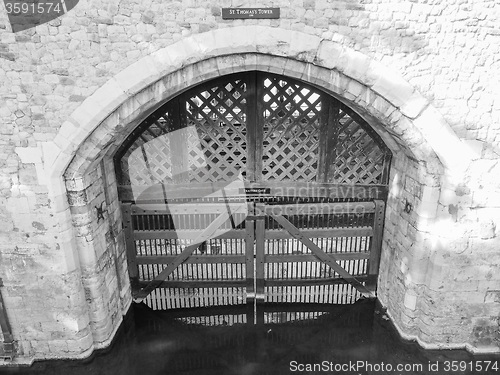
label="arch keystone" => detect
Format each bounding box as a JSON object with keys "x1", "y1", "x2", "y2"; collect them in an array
[
  {"x1": 255, "y1": 26, "x2": 292, "y2": 56},
  {"x1": 289, "y1": 30, "x2": 322, "y2": 61}
]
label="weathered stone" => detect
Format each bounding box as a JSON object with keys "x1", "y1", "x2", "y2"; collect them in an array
[
  {"x1": 0, "y1": 2, "x2": 498, "y2": 363},
  {"x1": 66, "y1": 190, "x2": 88, "y2": 207},
  {"x1": 479, "y1": 220, "x2": 496, "y2": 239}
]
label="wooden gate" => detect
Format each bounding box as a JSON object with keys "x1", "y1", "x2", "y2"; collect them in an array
[
  {"x1": 122, "y1": 196, "x2": 385, "y2": 308},
  {"x1": 116, "y1": 72, "x2": 391, "y2": 309},
  {"x1": 252, "y1": 200, "x2": 385, "y2": 303}
]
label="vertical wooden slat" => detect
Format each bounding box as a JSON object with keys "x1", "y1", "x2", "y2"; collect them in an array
[
  {"x1": 245, "y1": 203, "x2": 255, "y2": 303},
  {"x1": 122, "y1": 203, "x2": 139, "y2": 288},
  {"x1": 381, "y1": 152, "x2": 393, "y2": 185},
  {"x1": 367, "y1": 199, "x2": 385, "y2": 294},
  {"x1": 254, "y1": 73, "x2": 265, "y2": 182},
  {"x1": 255, "y1": 203, "x2": 265, "y2": 303},
  {"x1": 317, "y1": 96, "x2": 329, "y2": 182},
  {"x1": 245, "y1": 73, "x2": 258, "y2": 182},
  {"x1": 170, "y1": 96, "x2": 190, "y2": 184}
]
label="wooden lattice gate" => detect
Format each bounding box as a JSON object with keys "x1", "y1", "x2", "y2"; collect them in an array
[{"x1": 116, "y1": 72, "x2": 392, "y2": 310}]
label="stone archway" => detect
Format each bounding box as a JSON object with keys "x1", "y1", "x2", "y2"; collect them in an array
[{"x1": 43, "y1": 26, "x2": 475, "y2": 355}]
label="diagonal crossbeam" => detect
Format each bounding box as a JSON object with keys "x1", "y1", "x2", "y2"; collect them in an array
[
  {"x1": 133, "y1": 204, "x2": 246, "y2": 302},
  {"x1": 270, "y1": 214, "x2": 375, "y2": 298}
]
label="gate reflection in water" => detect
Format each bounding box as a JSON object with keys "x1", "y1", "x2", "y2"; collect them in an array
[{"x1": 7, "y1": 300, "x2": 498, "y2": 375}]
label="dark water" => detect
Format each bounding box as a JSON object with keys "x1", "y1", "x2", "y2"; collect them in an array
[{"x1": 1, "y1": 300, "x2": 499, "y2": 375}]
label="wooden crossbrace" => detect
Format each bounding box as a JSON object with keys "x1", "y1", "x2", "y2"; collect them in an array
[
  {"x1": 133, "y1": 203, "x2": 246, "y2": 301},
  {"x1": 269, "y1": 214, "x2": 375, "y2": 298}
]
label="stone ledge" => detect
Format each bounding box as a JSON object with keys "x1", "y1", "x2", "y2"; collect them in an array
[{"x1": 383, "y1": 306, "x2": 500, "y2": 354}]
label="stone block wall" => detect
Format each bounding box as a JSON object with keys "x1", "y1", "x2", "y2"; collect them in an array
[
  {"x1": 0, "y1": 0, "x2": 498, "y2": 362},
  {"x1": 66, "y1": 159, "x2": 129, "y2": 345}
]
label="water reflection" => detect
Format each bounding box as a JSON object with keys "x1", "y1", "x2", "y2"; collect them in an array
[{"x1": 1, "y1": 300, "x2": 498, "y2": 375}]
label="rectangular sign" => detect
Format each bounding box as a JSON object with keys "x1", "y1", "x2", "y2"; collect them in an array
[
  {"x1": 239, "y1": 188, "x2": 271, "y2": 195},
  {"x1": 222, "y1": 8, "x2": 280, "y2": 19}
]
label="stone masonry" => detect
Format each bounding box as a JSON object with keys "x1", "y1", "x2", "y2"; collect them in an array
[{"x1": 0, "y1": 0, "x2": 499, "y2": 364}]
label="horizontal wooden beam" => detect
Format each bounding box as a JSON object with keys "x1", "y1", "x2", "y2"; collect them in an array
[
  {"x1": 130, "y1": 202, "x2": 251, "y2": 215},
  {"x1": 132, "y1": 227, "x2": 372, "y2": 240},
  {"x1": 264, "y1": 275, "x2": 369, "y2": 287},
  {"x1": 118, "y1": 182, "x2": 388, "y2": 201},
  {"x1": 137, "y1": 279, "x2": 247, "y2": 289},
  {"x1": 127, "y1": 199, "x2": 377, "y2": 216},
  {"x1": 133, "y1": 229, "x2": 247, "y2": 240},
  {"x1": 136, "y1": 255, "x2": 246, "y2": 264},
  {"x1": 260, "y1": 201, "x2": 376, "y2": 215},
  {"x1": 265, "y1": 252, "x2": 370, "y2": 263},
  {"x1": 264, "y1": 227, "x2": 372, "y2": 239},
  {"x1": 135, "y1": 277, "x2": 373, "y2": 293}
]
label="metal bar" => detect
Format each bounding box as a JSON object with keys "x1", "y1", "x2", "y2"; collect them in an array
[
  {"x1": 134, "y1": 206, "x2": 240, "y2": 301},
  {"x1": 270, "y1": 214, "x2": 375, "y2": 298}
]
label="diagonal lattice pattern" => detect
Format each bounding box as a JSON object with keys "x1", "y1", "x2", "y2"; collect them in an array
[
  {"x1": 116, "y1": 72, "x2": 390, "y2": 189},
  {"x1": 121, "y1": 114, "x2": 174, "y2": 185},
  {"x1": 327, "y1": 110, "x2": 385, "y2": 184},
  {"x1": 261, "y1": 76, "x2": 321, "y2": 181},
  {"x1": 185, "y1": 79, "x2": 248, "y2": 182}
]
